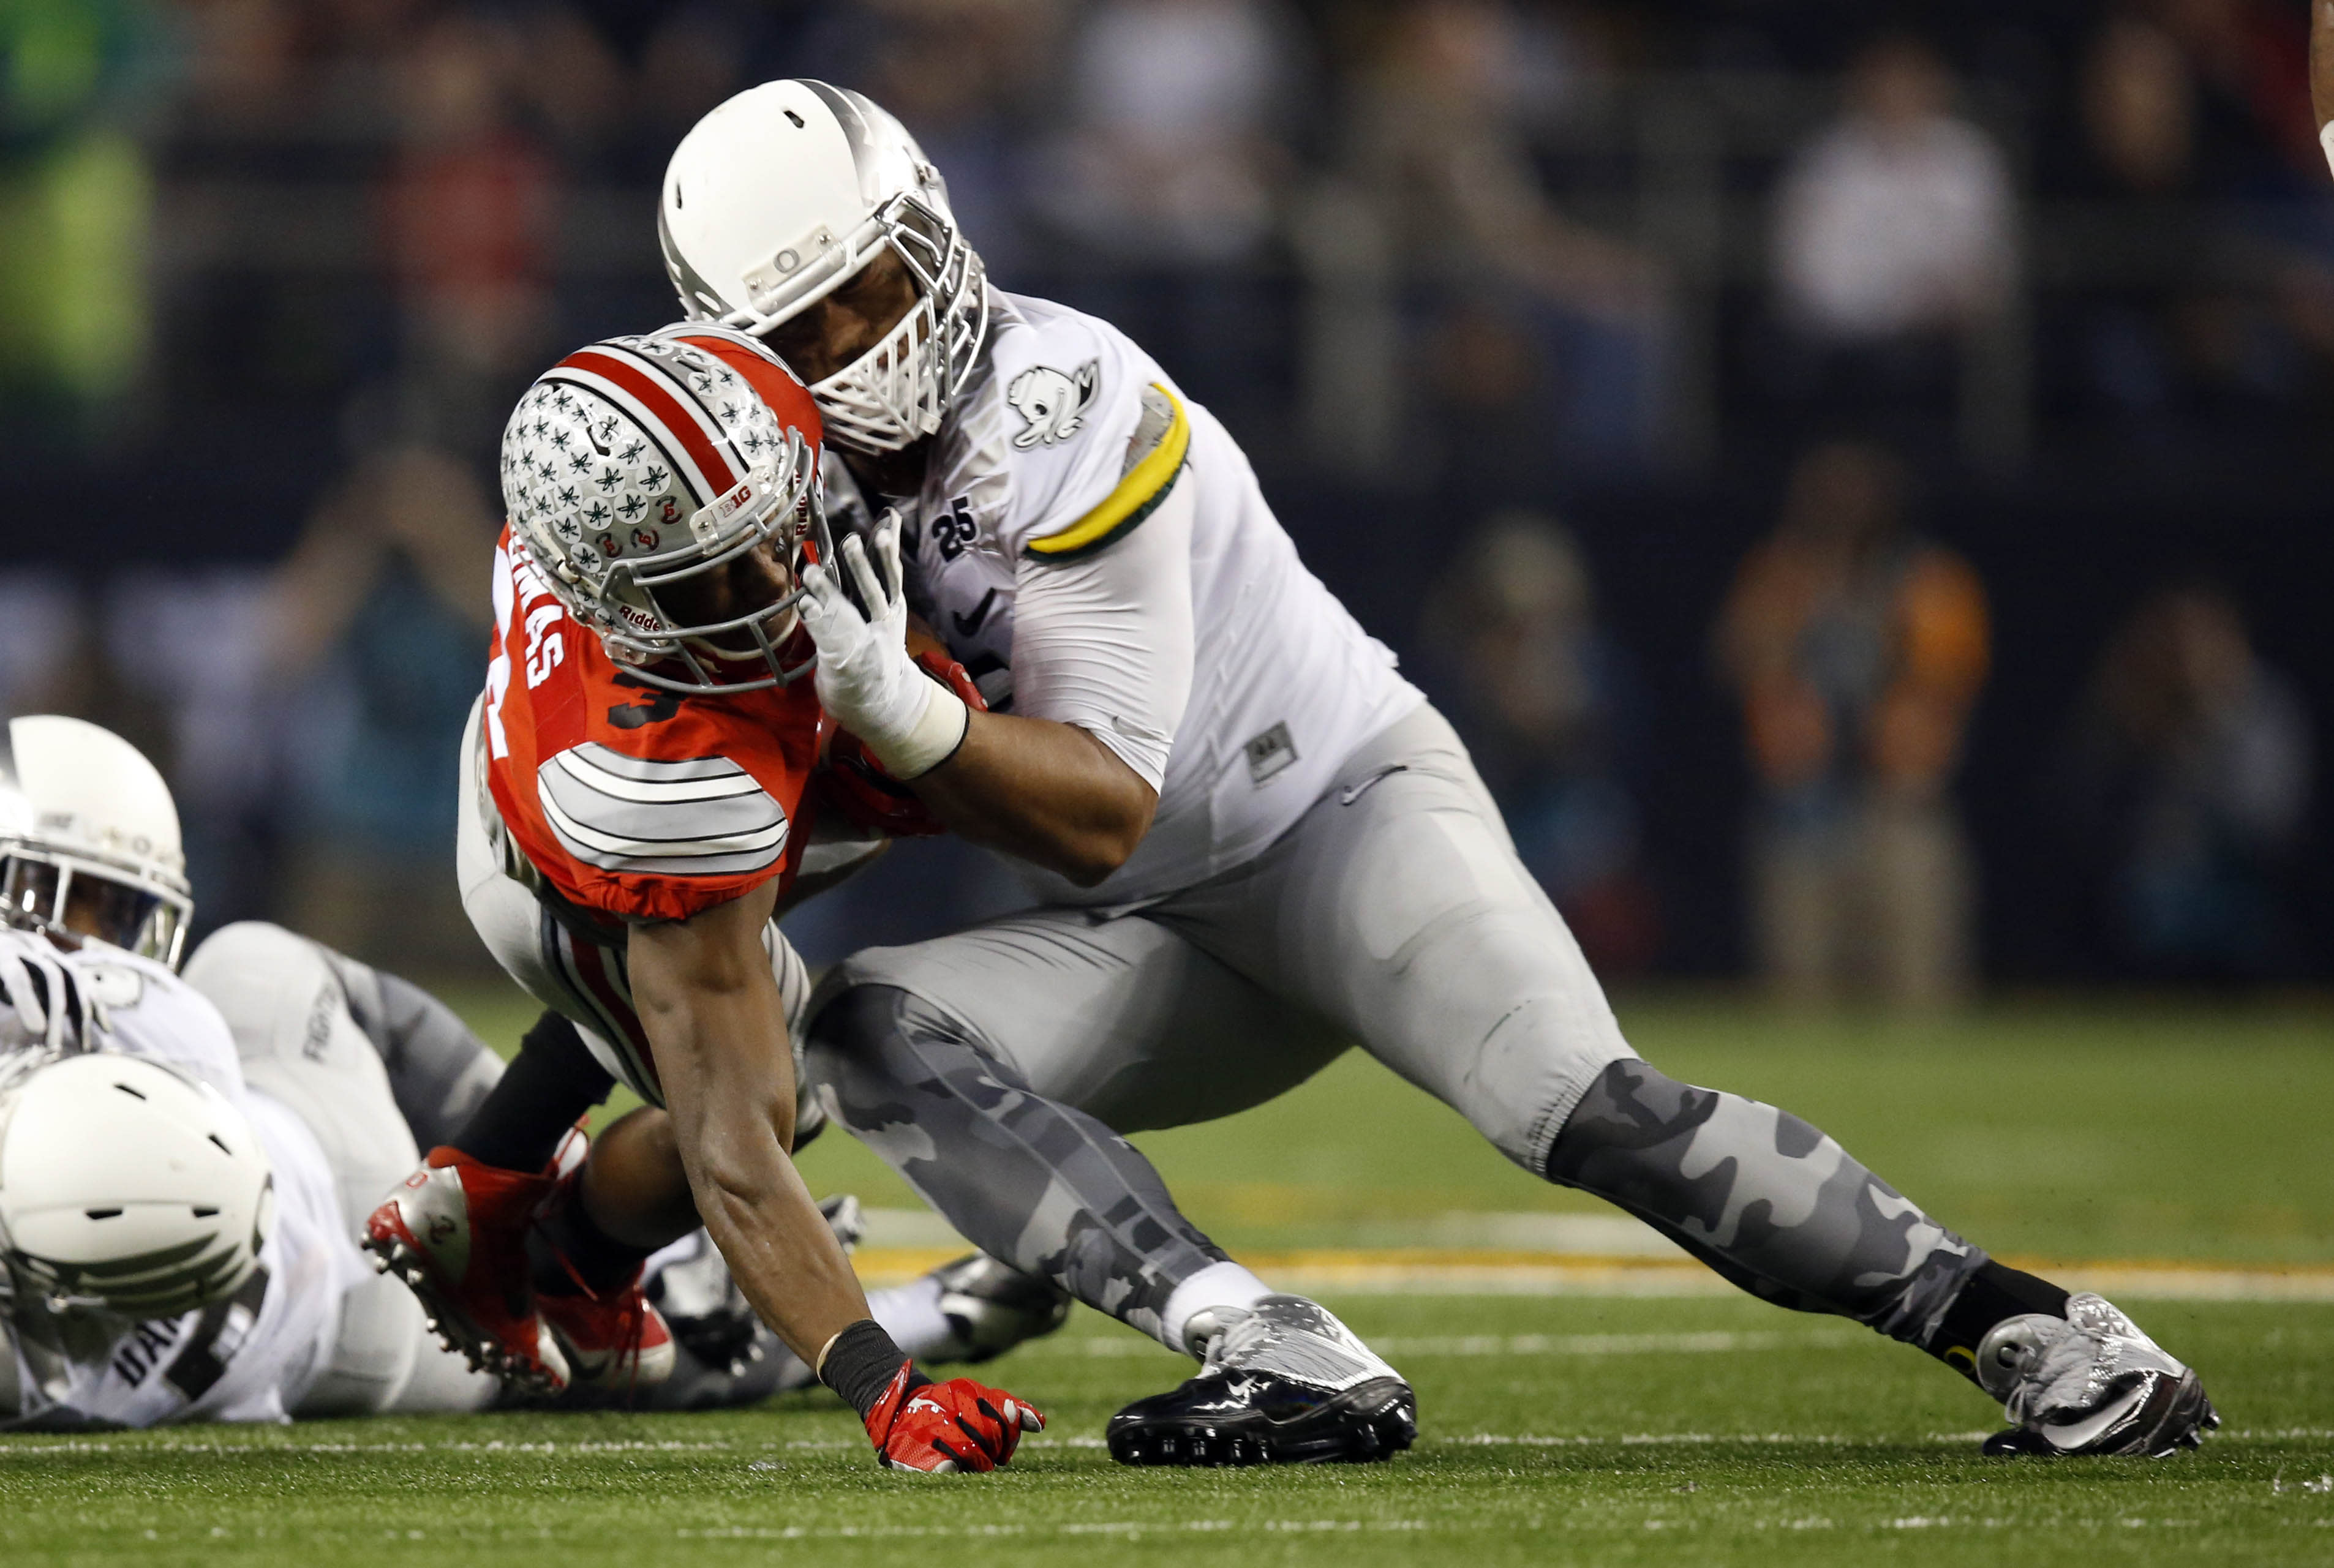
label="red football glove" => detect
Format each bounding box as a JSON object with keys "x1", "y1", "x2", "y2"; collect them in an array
[
  {"x1": 864, "y1": 1364, "x2": 1045, "y2": 1473},
  {"x1": 818, "y1": 643, "x2": 987, "y2": 837}
]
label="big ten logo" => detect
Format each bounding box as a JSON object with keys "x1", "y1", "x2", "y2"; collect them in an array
[{"x1": 933, "y1": 498, "x2": 980, "y2": 562}]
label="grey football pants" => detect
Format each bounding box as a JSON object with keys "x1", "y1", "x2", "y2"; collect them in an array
[{"x1": 808, "y1": 703, "x2": 1987, "y2": 1354}]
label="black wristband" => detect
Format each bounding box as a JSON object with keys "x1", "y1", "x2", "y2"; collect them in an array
[{"x1": 818, "y1": 1319, "x2": 928, "y2": 1421}]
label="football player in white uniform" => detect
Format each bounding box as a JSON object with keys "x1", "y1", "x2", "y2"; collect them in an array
[
  {"x1": 650, "y1": 80, "x2": 2218, "y2": 1464},
  {"x1": 0, "y1": 715, "x2": 497, "y2": 1427},
  {"x1": 0, "y1": 716, "x2": 1056, "y2": 1427}
]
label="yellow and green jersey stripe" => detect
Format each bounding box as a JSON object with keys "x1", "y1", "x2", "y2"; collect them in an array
[{"x1": 1022, "y1": 383, "x2": 1191, "y2": 563}]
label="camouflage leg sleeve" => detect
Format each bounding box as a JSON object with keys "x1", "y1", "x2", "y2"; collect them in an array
[
  {"x1": 804, "y1": 985, "x2": 1231, "y2": 1346},
  {"x1": 1545, "y1": 1059, "x2": 1986, "y2": 1345}
]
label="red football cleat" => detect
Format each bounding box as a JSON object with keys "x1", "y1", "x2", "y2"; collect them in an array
[
  {"x1": 536, "y1": 1272, "x2": 677, "y2": 1391},
  {"x1": 364, "y1": 1147, "x2": 571, "y2": 1395},
  {"x1": 530, "y1": 1152, "x2": 676, "y2": 1391}
]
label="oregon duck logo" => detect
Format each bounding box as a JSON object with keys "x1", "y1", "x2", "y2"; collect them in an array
[{"x1": 1007, "y1": 361, "x2": 1099, "y2": 449}]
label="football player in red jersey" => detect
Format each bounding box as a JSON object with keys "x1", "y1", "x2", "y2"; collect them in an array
[{"x1": 366, "y1": 324, "x2": 1044, "y2": 1472}]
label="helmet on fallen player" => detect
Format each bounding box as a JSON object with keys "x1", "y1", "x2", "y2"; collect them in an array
[
  {"x1": 499, "y1": 323, "x2": 828, "y2": 694},
  {"x1": 658, "y1": 79, "x2": 988, "y2": 455},
  {"x1": 0, "y1": 717, "x2": 193, "y2": 970},
  {"x1": 0, "y1": 1052, "x2": 274, "y2": 1321}
]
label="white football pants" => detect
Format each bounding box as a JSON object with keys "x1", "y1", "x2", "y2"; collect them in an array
[{"x1": 183, "y1": 922, "x2": 497, "y2": 1417}]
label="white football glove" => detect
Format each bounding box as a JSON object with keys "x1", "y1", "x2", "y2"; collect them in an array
[{"x1": 797, "y1": 512, "x2": 969, "y2": 781}]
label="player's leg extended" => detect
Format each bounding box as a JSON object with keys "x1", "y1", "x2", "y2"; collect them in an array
[
  {"x1": 1161, "y1": 703, "x2": 2215, "y2": 1457},
  {"x1": 181, "y1": 922, "x2": 499, "y2": 1416},
  {"x1": 806, "y1": 909, "x2": 1341, "y2": 1348},
  {"x1": 811, "y1": 883, "x2": 1544, "y2": 1461},
  {"x1": 807, "y1": 913, "x2": 1416, "y2": 1465}
]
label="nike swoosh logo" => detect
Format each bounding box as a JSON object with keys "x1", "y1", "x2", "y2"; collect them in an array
[
  {"x1": 2041, "y1": 1376, "x2": 2154, "y2": 1452},
  {"x1": 952, "y1": 588, "x2": 999, "y2": 638}
]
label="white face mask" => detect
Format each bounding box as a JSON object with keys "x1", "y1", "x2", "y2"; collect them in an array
[{"x1": 784, "y1": 195, "x2": 989, "y2": 457}]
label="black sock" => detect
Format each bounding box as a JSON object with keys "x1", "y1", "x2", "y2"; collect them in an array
[
  {"x1": 1926, "y1": 1261, "x2": 2072, "y2": 1383},
  {"x1": 448, "y1": 1010, "x2": 615, "y2": 1173},
  {"x1": 529, "y1": 1177, "x2": 652, "y2": 1298}
]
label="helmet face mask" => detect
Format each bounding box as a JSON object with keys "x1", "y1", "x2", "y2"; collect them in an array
[
  {"x1": 0, "y1": 855, "x2": 184, "y2": 970},
  {"x1": 0, "y1": 717, "x2": 193, "y2": 970},
  {"x1": 658, "y1": 81, "x2": 990, "y2": 456},
  {"x1": 795, "y1": 191, "x2": 987, "y2": 455},
  {"x1": 500, "y1": 328, "x2": 829, "y2": 695}
]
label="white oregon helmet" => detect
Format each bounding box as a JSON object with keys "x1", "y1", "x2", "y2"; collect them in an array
[
  {"x1": 658, "y1": 80, "x2": 988, "y2": 455},
  {"x1": 0, "y1": 716, "x2": 193, "y2": 969},
  {"x1": 499, "y1": 324, "x2": 827, "y2": 694},
  {"x1": 0, "y1": 1053, "x2": 274, "y2": 1321}
]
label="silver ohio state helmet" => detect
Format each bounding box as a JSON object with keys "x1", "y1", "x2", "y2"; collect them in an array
[
  {"x1": 0, "y1": 716, "x2": 194, "y2": 970},
  {"x1": 0, "y1": 1052, "x2": 274, "y2": 1321},
  {"x1": 499, "y1": 324, "x2": 827, "y2": 694},
  {"x1": 659, "y1": 80, "x2": 989, "y2": 455}
]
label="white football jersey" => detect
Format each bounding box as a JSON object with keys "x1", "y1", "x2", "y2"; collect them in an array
[
  {"x1": 876, "y1": 290, "x2": 1422, "y2": 906},
  {"x1": 0, "y1": 933, "x2": 349, "y2": 1428}
]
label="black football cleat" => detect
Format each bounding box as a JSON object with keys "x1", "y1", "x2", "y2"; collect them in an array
[{"x1": 1107, "y1": 1294, "x2": 1417, "y2": 1466}]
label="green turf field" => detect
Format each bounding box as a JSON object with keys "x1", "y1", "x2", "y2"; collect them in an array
[{"x1": 4, "y1": 996, "x2": 2327, "y2": 1565}]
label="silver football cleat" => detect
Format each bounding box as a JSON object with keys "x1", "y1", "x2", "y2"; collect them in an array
[
  {"x1": 1975, "y1": 1292, "x2": 2219, "y2": 1457},
  {"x1": 929, "y1": 1253, "x2": 1072, "y2": 1364}
]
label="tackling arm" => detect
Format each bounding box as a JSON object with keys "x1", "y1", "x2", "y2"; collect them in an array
[
  {"x1": 908, "y1": 712, "x2": 1158, "y2": 886},
  {"x1": 800, "y1": 482, "x2": 1197, "y2": 887},
  {"x1": 626, "y1": 880, "x2": 868, "y2": 1365}
]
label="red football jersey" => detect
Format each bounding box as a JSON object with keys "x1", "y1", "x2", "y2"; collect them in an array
[{"x1": 482, "y1": 522, "x2": 826, "y2": 925}]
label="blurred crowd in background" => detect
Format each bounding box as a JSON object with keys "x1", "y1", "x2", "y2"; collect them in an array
[{"x1": 0, "y1": 0, "x2": 2324, "y2": 996}]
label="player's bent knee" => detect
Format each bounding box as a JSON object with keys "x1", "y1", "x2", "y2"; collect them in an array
[
  {"x1": 181, "y1": 920, "x2": 337, "y2": 1038},
  {"x1": 182, "y1": 919, "x2": 322, "y2": 985}
]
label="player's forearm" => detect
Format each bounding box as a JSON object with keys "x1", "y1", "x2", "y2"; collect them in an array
[
  {"x1": 910, "y1": 708, "x2": 1159, "y2": 885},
  {"x1": 630, "y1": 896, "x2": 872, "y2": 1364},
  {"x1": 673, "y1": 1079, "x2": 868, "y2": 1367}
]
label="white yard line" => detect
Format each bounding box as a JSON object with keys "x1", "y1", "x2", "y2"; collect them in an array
[
  {"x1": 854, "y1": 1244, "x2": 2334, "y2": 1300},
  {"x1": 1014, "y1": 1327, "x2": 1865, "y2": 1359}
]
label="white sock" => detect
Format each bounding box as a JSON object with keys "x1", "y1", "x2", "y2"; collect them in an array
[
  {"x1": 1158, "y1": 1261, "x2": 1273, "y2": 1355},
  {"x1": 869, "y1": 1274, "x2": 959, "y2": 1364}
]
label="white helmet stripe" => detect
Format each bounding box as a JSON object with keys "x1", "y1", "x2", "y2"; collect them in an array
[
  {"x1": 541, "y1": 355, "x2": 731, "y2": 505},
  {"x1": 585, "y1": 337, "x2": 746, "y2": 486}
]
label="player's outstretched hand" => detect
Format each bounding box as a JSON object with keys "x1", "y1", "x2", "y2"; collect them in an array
[{"x1": 864, "y1": 1365, "x2": 1046, "y2": 1474}]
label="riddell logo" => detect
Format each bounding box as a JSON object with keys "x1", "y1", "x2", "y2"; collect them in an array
[{"x1": 617, "y1": 604, "x2": 659, "y2": 633}]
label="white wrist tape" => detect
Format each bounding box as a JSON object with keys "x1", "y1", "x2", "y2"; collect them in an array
[{"x1": 866, "y1": 678, "x2": 969, "y2": 782}]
